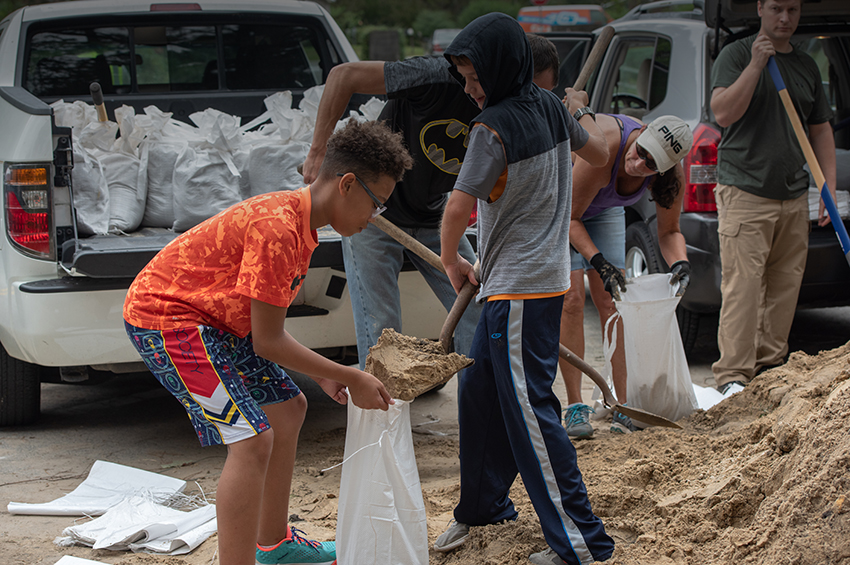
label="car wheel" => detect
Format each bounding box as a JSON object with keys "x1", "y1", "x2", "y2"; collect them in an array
[
  {"x1": 624, "y1": 222, "x2": 700, "y2": 356},
  {"x1": 625, "y1": 222, "x2": 661, "y2": 277},
  {"x1": 0, "y1": 344, "x2": 41, "y2": 426}
]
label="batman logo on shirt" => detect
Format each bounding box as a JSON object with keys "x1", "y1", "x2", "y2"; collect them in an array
[{"x1": 419, "y1": 119, "x2": 470, "y2": 175}]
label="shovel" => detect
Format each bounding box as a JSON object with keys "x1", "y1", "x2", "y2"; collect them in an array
[
  {"x1": 362, "y1": 217, "x2": 474, "y2": 401},
  {"x1": 559, "y1": 344, "x2": 682, "y2": 429},
  {"x1": 371, "y1": 216, "x2": 681, "y2": 428}
]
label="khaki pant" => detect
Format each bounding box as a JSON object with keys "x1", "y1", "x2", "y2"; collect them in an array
[{"x1": 712, "y1": 184, "x2": 809, "y2": 387}]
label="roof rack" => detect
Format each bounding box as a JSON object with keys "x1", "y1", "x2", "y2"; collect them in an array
[{"x1": 616, "y1": 0, "x2": 704, "y2": 22}]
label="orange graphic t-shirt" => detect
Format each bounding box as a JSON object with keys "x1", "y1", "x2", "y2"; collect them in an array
[{"x1": 123, "y1": 187, "x2": 318, "y2": 337}]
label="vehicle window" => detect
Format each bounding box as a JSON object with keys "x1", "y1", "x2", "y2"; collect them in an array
[
  {"x1": 551, "y1": 37, "x2": 591, "y2": 96},
  {"x1": 796, "y1": 36, "x2": 844, "y2": 113},
  {"x1": 135, "y1": 26, "x2": 217, "y2": 92},
  {"x1": 26, "y1": 27, "x2": 131, "y2": 97},
  {"x1": 221, "y1": 24, "x2": 326, "y2": 90},
  {"x1": 600, "y1": 35, "x2": 671, "y2": 119}
]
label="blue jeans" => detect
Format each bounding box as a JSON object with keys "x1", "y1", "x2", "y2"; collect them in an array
[
  {"x1": 570, "y1": 206, "x2": 626, "y2": 271},
  {"x1": 342, "y1": 222, "x2": 482, "y2": 369}
]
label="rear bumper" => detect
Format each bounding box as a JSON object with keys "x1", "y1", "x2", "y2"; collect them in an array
[{"x1": 673, "y1": 213, "x2": 850, "y2": 314}]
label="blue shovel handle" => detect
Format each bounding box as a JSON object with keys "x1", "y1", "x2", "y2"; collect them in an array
[{"x1": 767, "y1": 57, "x2": 850, "y2": 265}]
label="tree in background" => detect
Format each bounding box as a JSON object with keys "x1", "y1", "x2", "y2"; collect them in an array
[{"x1": 412, "y1": 9, "x2": 457, "y2": 41}]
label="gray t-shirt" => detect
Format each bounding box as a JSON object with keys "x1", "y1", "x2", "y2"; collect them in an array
[{"x1": 455, "y1": 119, "x2": 587, "y2": 300}]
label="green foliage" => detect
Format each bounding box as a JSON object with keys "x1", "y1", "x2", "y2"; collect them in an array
[
  {"x1": 412, "y1": 9, "x2": 456, "y2": 40},
  {"x1": 457, "y1": 0, "x2": 523, "y2": 27}
]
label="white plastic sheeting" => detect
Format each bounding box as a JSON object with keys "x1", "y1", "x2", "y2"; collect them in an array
[
  {"x1": 7, "y1": 460, "x2": 186, "y2": 516},
  {"x1": 56, "y1": 496, "x2": 216, "y2": 555},
  {"x1": 7, "y1": 460, "x2": 216, "y2": 558}
]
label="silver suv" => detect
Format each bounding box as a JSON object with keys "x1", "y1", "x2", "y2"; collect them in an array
[{"x1": 546, "y1": 0, "x2": 850, "y2": 353}]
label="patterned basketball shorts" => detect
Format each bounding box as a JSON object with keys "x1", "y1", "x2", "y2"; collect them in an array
[{"x1": 125, "y1": 322, "x2": 301, "y2": 446}]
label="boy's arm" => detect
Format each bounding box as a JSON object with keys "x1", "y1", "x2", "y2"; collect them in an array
[
  {"x1": 565, "y1": 88, "x2": 609, "y2": 167},
  {"x1": 250, "y1": 298, "x2": 393, "y2": 410},
  {"x1": 302, "y1": 61, "x2": 387, "y2": 183},
  {"x1": 440, "y1": 190, "x2": 478, "y2": 293}
]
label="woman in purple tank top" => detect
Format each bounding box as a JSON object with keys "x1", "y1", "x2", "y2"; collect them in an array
[{"x1": 559, "y1": 110, "x2": 693, "y2": 439}]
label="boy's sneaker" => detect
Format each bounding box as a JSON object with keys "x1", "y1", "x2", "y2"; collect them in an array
[
  {"x1": 610, "y1": 410, "x2": 638, "y2": 434},
  {"x1": 433, "y1": 520, "x2": 470, "y2": 552},
  {"x1": 256, "y1": 527, "x2": 336, "y2": 565},
  {"x1": 563, "y1": 403, "x2": 595, "y2": 439},
  {"x1": 529, "y1": 547, "x2": 567, "y2": 564}
]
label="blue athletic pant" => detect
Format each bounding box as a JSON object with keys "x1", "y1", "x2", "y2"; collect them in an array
[{"x1": 454, "y1": 295, "x2": 615, "y2": 565}]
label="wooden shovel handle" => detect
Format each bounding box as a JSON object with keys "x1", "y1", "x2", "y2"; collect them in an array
[
  {"x1": 372, "y1": 216, "x2": 446, "y2": 275},
  {"x1": 559, "y1": 344, "x2": 618, "y2": 406},
  {"x1": 573, "y1": 25, "x2": 615, "y2": 91},
  {"x1": 440, "y1": 279, "x2": 477, "y2": 353}
]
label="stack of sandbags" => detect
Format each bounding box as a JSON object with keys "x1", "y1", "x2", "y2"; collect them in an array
[{"x1": 51, "y1": 86, "x2": 386, "y2": 235}]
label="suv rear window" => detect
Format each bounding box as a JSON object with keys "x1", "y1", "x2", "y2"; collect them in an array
[{"x1": 25, "y1": 21, "x2": 336, "y2": 97}]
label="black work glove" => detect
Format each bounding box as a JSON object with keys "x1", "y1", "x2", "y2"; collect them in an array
[
  {"x1": 670, "y1": 260, "x2": 691, "y2": 297},
  {"x1": 589, "y1": 253, "x2": 627, "y2": 300}
]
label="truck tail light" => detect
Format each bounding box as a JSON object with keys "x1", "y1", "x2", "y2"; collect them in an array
[
  {"x1": 682, "y1": 123, "x2": 720, "y2": 213},
  {"x1": 5, "y1": 165, "x2": 53, "y2": 259}
]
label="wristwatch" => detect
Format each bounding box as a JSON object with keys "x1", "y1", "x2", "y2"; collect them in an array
[{"x1": 573, "y1": 106, "x2": 596, "y2": 122}]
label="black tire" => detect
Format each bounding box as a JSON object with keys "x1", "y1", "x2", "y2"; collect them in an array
[
  {"x1": 625, "y1": 222, "x2": 700, "y2": 356},
  {"x1": 676, "y1": 305, "x2": 700, "y2": 356},
  {"x1": 0, "y1": 344, "x2": 41, "y2": 426},
  {"x1": 625, "y1": 222, "x2": 662, "y2": 277}
]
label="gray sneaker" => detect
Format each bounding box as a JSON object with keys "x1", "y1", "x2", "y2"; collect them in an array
[
  {"x1": 563, "y1": 403, "x2": 595, "y2": 439},
  {"x1": 433, "y1": 520, "x2": 469, "y2": 552},
  {"x1": 529, "y1": 547, "x2": 566, "y2": 564}
]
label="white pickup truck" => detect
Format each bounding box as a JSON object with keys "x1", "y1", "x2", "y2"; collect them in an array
[{"x1": 0, "y1": 0, "x2": 448, "y2": 426}]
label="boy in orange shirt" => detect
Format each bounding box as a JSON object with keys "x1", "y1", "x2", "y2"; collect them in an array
[{"x1": 123, "y1": 120, "x2": 413, "y2": 565}]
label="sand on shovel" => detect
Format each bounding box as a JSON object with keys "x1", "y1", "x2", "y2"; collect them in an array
[{"x1": 365, "y1": 328, "x2": 473, "y2": 401}]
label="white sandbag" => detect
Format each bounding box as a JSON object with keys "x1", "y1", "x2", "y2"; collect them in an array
[
  {"x1": 51, "y1": 99, "x2": 98, "y2": 131},
  {"x1": 142, "y1": 141, "x2": 183, "y2": 228},
  {"x1": 616, "y1": 274, "x2": 698, "y2": 424},
  {"x1": 71, "y1": 146, "x2": 110, "y2": 235},
  {"x1": 99, "y1": 150, "x2": 147, "y2": 233},
  {"x1": 172, "y1": 144, "x2": 241, "y2": 232},
  {"x1": 336, "y1": 401, "x2": 428, "y2": 565},
  {"x1": 248, "y1": 141, "x2": 310, "y2": 196}
]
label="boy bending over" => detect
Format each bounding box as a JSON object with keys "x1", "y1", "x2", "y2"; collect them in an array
[{"x1": 123, "y1": 120, "x2": 412, "y2": 565}]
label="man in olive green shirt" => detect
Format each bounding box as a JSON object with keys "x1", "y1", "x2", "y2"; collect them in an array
[{"x1": 709, "y1": 0, "x2": 836, "y2": 393}]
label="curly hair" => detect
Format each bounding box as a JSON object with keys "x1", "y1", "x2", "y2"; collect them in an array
[
  {"x1": 320, "y1": 119, "x2": 413, "y2": 183},
  {"x1": 648, "y1": 168, "x2": 682, "y2": 209}
]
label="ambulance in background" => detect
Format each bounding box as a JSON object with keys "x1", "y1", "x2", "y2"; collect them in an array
[{"x1": 517, "y1": 4, "x2": 611, "y2": 33}]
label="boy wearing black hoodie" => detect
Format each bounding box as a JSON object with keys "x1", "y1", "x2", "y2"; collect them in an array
[{"x1": 436, "y1": 13, "x2": 615, "y2": 565}]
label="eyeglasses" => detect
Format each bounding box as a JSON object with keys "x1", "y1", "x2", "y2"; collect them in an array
[
  {"x1": 337, "y1": 173, "x2": 387, "y2": 219},
  {"x1": 635, "y1": 143, "x2": 658, "y2": 173}
]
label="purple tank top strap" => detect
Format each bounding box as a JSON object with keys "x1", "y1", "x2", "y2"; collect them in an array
[{"x1": 582, "y1": 114, "x2": 653, "y2": 220}]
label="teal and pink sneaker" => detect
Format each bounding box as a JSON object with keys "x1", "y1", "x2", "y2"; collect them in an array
[{"x1": 255, "y1": 527, "x2": 336, "y2": 565}]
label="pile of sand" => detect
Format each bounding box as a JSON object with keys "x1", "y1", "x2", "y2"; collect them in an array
[
  {"x1": 71, "y1": 342, "x2": 846, "y2": 565},
  {"x1": 428, "y1": 342, "x2": 850, "y2": 565}
]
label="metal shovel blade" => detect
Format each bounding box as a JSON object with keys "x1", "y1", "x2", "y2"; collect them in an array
[{"x1": 559, "y1": 345, "x2": 682, "y2": 429}]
